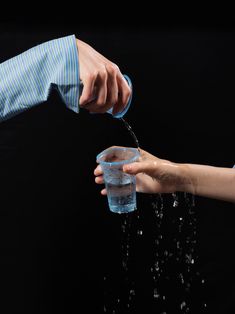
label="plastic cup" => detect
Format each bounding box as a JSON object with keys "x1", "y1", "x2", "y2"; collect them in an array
[{"x1": 96, "y1": 147, "x2": 140, "y2": 214}]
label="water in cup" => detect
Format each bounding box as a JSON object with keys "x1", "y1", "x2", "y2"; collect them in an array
[{"x1": 106, "y1": 177, "x2": 136, "y2": 214}]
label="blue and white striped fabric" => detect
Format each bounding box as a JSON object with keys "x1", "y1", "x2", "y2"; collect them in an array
[{"x1": 0, "y1": 34, "x2": 79, "y2": 122}]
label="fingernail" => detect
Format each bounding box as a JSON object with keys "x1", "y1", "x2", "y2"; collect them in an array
[{"x1": 124, "y1": 165, "x2": 131, "y2": 171}]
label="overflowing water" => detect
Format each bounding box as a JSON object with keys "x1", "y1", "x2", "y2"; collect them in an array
[{"x1": 103, "y1": 118, "x2": 207, "y2": 313}]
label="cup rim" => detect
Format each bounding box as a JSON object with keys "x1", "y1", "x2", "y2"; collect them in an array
[{"x1": 96, "y1": 147, "x2": 140, "y2": 166}]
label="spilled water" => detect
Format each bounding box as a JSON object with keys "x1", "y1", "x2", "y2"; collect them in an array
[{"x1": 104, "y1": 118, "x2": 206, "y2": 313}]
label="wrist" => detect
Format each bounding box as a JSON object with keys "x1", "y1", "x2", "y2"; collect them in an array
[{"x1": 177, "y1": 163, "x2": 196, "y2": 195}]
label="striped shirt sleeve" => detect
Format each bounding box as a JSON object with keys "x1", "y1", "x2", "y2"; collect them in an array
[{"x1": 0, "y1": 34, "x2": 79, "y2": 122}]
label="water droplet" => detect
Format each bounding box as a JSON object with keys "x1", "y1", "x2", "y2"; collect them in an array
[
  {"x1": 152, "y1": 202, "x2": 158, "y2": 209},
  {"x1": 153, "y1": 288, "x2": 160, "y2": 299},
  {"x1": 179, "y1": 273, "x2": 184, "y2": 284},
  {"x1": 122, "y1": 260, "x2": 128, "y2": 271},
  {"x1": 185, "y1": 253, "x2": 195, "y2": 264},
  {"x1": 180, "y1": 301, "x2": 187, "y2": 310},
  {"x1": 172, "y1": 193, "x2": 179, "y2": 207},
  {"x1": 130, "y1": 289, "x2": 135, "y2": 296},
  {"x1": 154, "y1": 239, "x2": 160, "y2": 245},
  {"x1": 185, "y1": 282, "x2": 191, "y2": 292},
  {"x1": 192, "y1": 194, "x2": 195, "y2": 206},
  {"x1": 137, "y1": 229, "x2": 143, "y2": 236},
  {"x1": 173, "y1": 200, "x2": 179, "y2": 207},
  {"x1": 154, "y1": 261, "x2": 160, "y2": 272}
]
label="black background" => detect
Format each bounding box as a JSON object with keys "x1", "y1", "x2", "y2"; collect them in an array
[{"x1": 1, "y1": 10, "x2": 235, "y2": 314}]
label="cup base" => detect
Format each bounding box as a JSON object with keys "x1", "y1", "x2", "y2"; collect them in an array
[{"x1": 109, "y1": 204, "x2": 137, "y2": 214}]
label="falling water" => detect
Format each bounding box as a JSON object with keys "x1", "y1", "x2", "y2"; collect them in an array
[
  {"x1": 149, "y1": 191, "x2": 207, "y2": 313},
  {"x1": 104, "y1": 118, "x2": 206, "y2": 313},
  {"x1": 119, "y1": 118, "x2": 140, "y2": 151}
]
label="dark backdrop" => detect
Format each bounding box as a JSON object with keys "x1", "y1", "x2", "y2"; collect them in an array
[{"x1": 0, "y1": 16, "x2": 235, "y2": 314}]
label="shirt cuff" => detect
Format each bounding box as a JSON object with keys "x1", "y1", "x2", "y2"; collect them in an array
[{"x1": 56, "y1": 35, "x2": 80, "y2": 114}]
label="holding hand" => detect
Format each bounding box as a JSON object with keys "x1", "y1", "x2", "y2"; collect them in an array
[
  {"x1": 94, "y1": 147, "x2": 193, "y2": 195},
  {"x1": 95, "y1": 146, "x2": 235, "y2": 203}
]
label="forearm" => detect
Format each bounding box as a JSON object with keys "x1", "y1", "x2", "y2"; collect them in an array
[
  {"x1": 0, "y1": 35, "x2": 79, "y2": 122},
  {"x1": 181, "y1": 163, "x2": 235, "y2": 202}
]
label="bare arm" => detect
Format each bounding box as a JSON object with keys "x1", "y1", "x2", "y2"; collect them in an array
[
  {"x1": 181, "y1": 163, "x2": 235, "y2": 202},
  {"x1": 95, "y1": 147, "x2": 235, "y2": 203}
]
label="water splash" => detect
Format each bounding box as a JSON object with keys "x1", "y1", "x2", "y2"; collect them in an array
[
  {"x1": 172, "y1": 192, "x2": 179, "y2": 208},
  {"x1": 104, "y1": 118, "x2": 207, "y2": 313},
  {"x1": 149, "y1": 192, "x2": 207, "y2": 313}
]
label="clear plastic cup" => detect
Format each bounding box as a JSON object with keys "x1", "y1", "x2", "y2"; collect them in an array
[{"x1": 96, "y1": 147, "x2": 140, "y2": 214}]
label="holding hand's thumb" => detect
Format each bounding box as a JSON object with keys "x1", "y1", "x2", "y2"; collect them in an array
[
  {"x1": 123, "y1": 162, "x2": 155, "y2": 176},
  {"x1": 123, "y1": 163, "x2": 137, "y2": 174},
  {"x1": 123, "y1": 162, "x2": 149, "y2": 174}
]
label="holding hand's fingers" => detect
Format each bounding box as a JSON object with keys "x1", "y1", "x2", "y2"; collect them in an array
[
  {"x1": 101, "y1": 188, "x2": 107, "y2": 195},
  {"x1": 94, "y1": 165, "x2": 104, "y2": 184},
  {"x1": 94, "y1": 165, "x2": 106, "y2": 194},
  {"x1": 95, "y1": 176, "x2": 104, "y2": 184},
  {"x1": 94, "y1": 165, "x2": 103, "y2": 176}
]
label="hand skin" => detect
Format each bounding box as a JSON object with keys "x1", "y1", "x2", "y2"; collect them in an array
[
  {"x1": 76, "y1": 39, "x2": 131, "y2": 115},
  {"x1": 94, "y1": 147, "x2": 235, "y2": 203}
]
